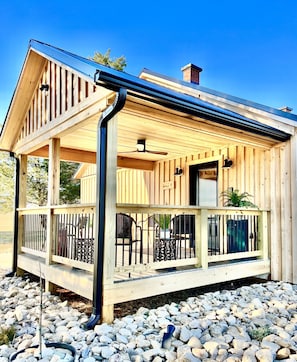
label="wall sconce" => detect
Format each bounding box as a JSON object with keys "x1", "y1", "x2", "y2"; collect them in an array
[
  {"x1": 136, "y1": 139, "x2": 145, "y2": 152},
  {"x1": 40, "y1": 84, "x2": 49, "y2": 92},
  {"x1": 222, "y1": 159, "x2": 233, "y2": 169},
  {"x1": 174, "y1": 167, "x2": 183, "y2": 176}
]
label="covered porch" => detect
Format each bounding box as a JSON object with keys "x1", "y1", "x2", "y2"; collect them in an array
[{"x1": 1, "y1": 40, "x2": 296, "y2": 323}]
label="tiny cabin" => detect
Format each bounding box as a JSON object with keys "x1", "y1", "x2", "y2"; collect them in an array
[{"x1": 1, "y1": 40, "x2": 297, "y2": 324}]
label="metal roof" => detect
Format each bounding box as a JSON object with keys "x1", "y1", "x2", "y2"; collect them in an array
[
  {"x1": 13, "y1": 40, "x2": 294, "y2": 142},
  {"x1": 141, "y1": 67, "x2": 297, "y2": 123}
]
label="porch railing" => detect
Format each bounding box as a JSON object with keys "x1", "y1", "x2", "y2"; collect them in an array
[{"x1": 18, "y1": 204, "x2": 268, "y2": 277}]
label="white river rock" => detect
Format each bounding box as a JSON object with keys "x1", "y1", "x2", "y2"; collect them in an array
[{"x1": 1, "y1": 275, "x2": 297, "y2": 360}]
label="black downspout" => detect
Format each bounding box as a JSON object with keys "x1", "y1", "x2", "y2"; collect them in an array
[
  {"x1": 5, "y1": 152, "x2": 19, "y2": 276},
  {"x1": 85, "y1": 87, "x2": 126, "y2": 329}
]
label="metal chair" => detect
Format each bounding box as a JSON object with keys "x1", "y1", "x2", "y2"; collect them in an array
[
  {"x1": 115, "y1": 213, "x2": 143, "y2": 265},
  {"x1": 171, "y1": 214, "x2": 195, "y2": 257}
]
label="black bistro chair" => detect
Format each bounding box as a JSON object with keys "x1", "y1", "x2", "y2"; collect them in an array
[
  {"x1": 115, "y1": 213, "x2": 143, "y2": 266},
  {"x1": 171, "y1": 214, "x2": 195, "y2": 257}
]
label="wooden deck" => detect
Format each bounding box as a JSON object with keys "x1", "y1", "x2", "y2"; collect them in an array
[{"x1": 15, "y1": 203, "x2": 270, "y2": 321}]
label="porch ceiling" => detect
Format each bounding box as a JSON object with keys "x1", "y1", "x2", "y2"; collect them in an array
[{"x1": 55, "y1": 95, "x2": 280, "y2": 164}]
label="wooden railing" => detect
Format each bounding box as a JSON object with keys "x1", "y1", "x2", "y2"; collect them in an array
[{"x1": 17, "y1": 204, "x2": 269, "y2": 277}]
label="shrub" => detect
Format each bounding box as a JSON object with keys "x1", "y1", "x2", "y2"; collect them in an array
[
  {"x1": 0, "y1": 325, "x2": 16, "y2": 345},
  {"x1": 248, "y1": 326, "x2": 272, "y2": 341}
]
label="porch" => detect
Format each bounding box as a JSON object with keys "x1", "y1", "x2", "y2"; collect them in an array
[{"x1": 17, "y1": 203, "x2": 270, "y2": 321}]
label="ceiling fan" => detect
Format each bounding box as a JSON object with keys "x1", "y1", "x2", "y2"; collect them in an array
[{"x1": 121, "y1": 139, "x2": 168, "y2": 155}]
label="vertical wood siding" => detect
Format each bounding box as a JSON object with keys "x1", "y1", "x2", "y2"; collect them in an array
[
  {"x1": 19, "y1": 61, "x2": 97, "y2": 142},
  {"x1": 80, "y1": 143, "x2": 294, "y2": 285}
]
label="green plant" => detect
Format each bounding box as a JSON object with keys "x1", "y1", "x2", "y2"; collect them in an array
[
  {"x1": 248, "y1": 326, "x2": 272, "y2": 341},
  {"x1": 156, "y1": 214, "x2": 171, "y2": 229},
  {"x1": 0, "y1": 326, "x2": 16, "y2": 345},
  {"x1": 221, "y1": 189, "x2": 256, "y2": 207}
]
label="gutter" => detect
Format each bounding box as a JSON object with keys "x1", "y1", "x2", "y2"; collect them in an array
[
  {"x1": 85, "y1": 87, "x2": 127, "y2": 329},
  {"x1": 94, "y1": 69, "x2": 290, "y2": 142}
]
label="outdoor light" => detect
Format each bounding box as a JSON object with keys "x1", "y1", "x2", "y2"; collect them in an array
[
  {"x1": 40, "y1": 84, "x2": 49, "y2": 92},
  {"x1": 222, "y1": 159, "x2": 233, "y2": 169},
  {"x1": 136, "y1": 139, "x2": 145, "y2": 152},
  {"x1": 174, "y1": 167, "x2": 183, "y2": 176}
]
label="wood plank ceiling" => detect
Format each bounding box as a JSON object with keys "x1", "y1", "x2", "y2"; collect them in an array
[{"x1": 57, "y1": 95, "x2": 279, "y2": 165}]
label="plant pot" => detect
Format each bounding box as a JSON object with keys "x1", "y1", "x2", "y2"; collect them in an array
[
  {"x1": 159, "y1": 229, "x2": 170, "y2": 239},
  {"x1": 9, "y1": 342, "x2": 76, "y2": 361}
]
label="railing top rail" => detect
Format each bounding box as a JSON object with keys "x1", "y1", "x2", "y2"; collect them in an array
[
  {"x1": 116, "y1": 204, "x2": 266, "y2": 215},
  {"x1": 17, "y1": 203, "x2": 268, "y2": 217},
  {"x1": 18, "y1": 203, "x2": 96, "y2": 215}
]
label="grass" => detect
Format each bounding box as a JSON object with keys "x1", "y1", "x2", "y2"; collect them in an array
[
  {"x1": 248, "y1": 326, "x2": 272, "y2": 341},
  {"x1": 0, "y1": 326, "x2": 15, "y2": 345}
]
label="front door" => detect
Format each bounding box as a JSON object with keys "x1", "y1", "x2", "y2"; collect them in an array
[
  {"x1": 189, "y1": 161, "x2": 219, "y2": 252},
  {"x1": 189, "y1": 161, "x2": 218, "y2": 206}
]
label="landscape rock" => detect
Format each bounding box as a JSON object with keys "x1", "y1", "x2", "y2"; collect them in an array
[{"x1": 1, "y1": 276, "x2": 297, "y2": 360}]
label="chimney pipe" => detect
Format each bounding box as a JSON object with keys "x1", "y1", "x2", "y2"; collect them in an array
[{"x1": 181, "y1": 63, "x2": 203, "y2": 84}]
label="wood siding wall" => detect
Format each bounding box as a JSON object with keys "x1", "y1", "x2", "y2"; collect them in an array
[
  {"x1": 80, "y1": 142, "x2": 295, "y2": 284},
  {"x1": 19, "y1": 61, "x2": 97, "y2": 141},
  {"x1": 80, "y1": 165, "x2": 153, "y2": 204},
  {"x1": 152, "y1": 146, "x2": 271, "y2": 208}
]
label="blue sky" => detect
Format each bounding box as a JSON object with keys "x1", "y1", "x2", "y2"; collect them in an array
[{"x1": 1, "y1": 0, "x2": 297, "y2": 124}]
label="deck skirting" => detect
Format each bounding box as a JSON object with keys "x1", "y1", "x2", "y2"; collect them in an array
[{"x1": 17, "y1": 253, "x2": 270, "y2": 306}]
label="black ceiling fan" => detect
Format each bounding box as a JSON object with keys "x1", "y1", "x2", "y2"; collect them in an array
[{"x1": 121, "y1": 139, "x2": 168, "y2": 155}]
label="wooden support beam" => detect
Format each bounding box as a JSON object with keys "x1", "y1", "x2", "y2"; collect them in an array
[
  {"x1": 117, "y1": 156, "x2": 154, "y2": 171},
  {"x1": 31, "y1": 146, "x2": 155, "y2": 170},
  {"x1": 30, "y1": 145, "x2": 97, "y2": 163},
  {"x1": 45, "y1": 138, "x2": 60, "y2": 292},
  {"x1": 17, "y1": 155, "x2": 28, "y2": 273}
]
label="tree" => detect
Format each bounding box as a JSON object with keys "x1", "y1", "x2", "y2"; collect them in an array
[
  {"x1": 91, "y1": 49, "x2": 127, "y2": 71},
  {"x1": 27, "y1": 157, "x2": 48, "y2": 206},
  {"x1": 27, "y1": 157, "x2": 80, "y2": 206},
  {"x1": 59, "y1": 161, "x2": 80, "y2": 204},
  {"x1": 0, "y1": 151, "x2": 15, "y2": 212}
]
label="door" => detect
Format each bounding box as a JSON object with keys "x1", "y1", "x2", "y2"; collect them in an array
[
  {"x1": 189, "y1": 161, "x2": 219, "y2": 252},
  {"x1": 189, "y1": 161, "x2": 218, "y2": 206}
]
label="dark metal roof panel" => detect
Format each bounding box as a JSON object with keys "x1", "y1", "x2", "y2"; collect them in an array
[
  {"x1": 27, "y1": 40, "x2": 292, "y2": 142},
  {"x1": 141, "y1": 67, "x2": 297, "y2": 122}
]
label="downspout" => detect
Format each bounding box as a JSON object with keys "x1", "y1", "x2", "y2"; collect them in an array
[{"x1": 85, "y1": 87, "x2": 126, "y2": 329}]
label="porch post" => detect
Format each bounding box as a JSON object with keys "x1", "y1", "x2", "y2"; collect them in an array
[
  {"x1": 199, "y1": 209, "x2": 209, "y2": 269},
  {"x1": 101, "y1": 114, "x2": 117, "y2": 322},
  {"x1": 291, "y1": 134, "x2": 297, "y2": 283},
  {"x1": 16, "y1": 154, "x2": 28, "y2": 275},
  {"x1": 259, "y1": 210, "x2": 269, "y2": 261},
  {"x1": 45, "y1": 138, "x2": 60, "y2": 291}
]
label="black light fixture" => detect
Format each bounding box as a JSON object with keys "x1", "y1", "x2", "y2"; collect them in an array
[
  {"x1": 222, "y1": 158, "x2": 233, "y2": 169},
  {"x1": 174, "y1": 167, "x2": 183, "y2": 176},
  {"x1": 136, "y1": 139, "x2": 145, "y2": 152},
  {"x1": 40, "y1": 84, "x2": 49, "y2": 92}
]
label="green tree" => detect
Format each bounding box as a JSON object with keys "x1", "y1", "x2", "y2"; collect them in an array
[
  {"x1": 27, "y1": 157, "x2": 48, "y2": 206},
  {"x1": 0, "y1": 151, "x2": 15, "y2": 212},
  {"x1": 27, "y1": 157, "x2": 80, "y2": 206},
  {"x1": 59, "y1": 161, "x2": 80, "y2": 204},
  {"x1": 91, "y1": 49, "x2": 127, "y2": 71}
]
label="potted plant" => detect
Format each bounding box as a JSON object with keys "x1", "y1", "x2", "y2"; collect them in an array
[
  {"x1": 156, "y1": 214, "x2": 171, "y2": 239},
  {"x1": 221, "y1": 188, "x2": 256, "y2": 208}
]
